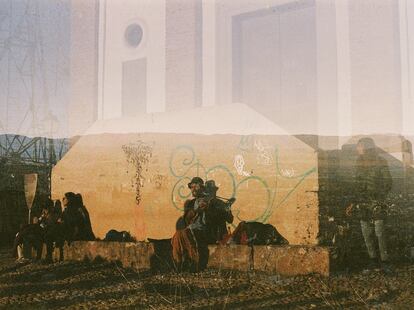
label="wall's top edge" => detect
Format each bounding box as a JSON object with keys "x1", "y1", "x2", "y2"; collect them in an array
[{"x1": 85, "y1": 103, "x2": 291, "y2": 136}]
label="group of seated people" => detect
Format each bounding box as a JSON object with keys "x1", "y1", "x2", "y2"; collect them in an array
[
  {"x1": 14, "y1": 192, "x2": 95, "y2": 262},
  {"x1": 14, "y1": 181, "x2": 286, "y2": 271}
]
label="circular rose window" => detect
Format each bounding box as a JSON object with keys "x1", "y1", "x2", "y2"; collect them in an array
[{"x1": 125, "y1": 23, "x2": 143, "y2": 48}]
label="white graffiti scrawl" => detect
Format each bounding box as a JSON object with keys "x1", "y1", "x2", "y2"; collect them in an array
[
  {"x1": 280, "y1": 168, "x2": 296, "y2": 177},
  {"x1": 254, "y1": 139, "x2": 273, "y2": 165},
  {"x1": 234, "y1": 154, "x2": 251, "y2": 176}
]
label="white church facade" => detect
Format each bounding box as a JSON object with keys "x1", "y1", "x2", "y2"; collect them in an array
[{"x1": 69, "y1": 0, "x2": 414, "y2": 142}]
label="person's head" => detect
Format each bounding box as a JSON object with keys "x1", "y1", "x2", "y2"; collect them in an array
[
  {"x1": 54, "y1": 200, "x2": 62, "y2": 214},
  {"x1": 75, "y1": 193, "x2": 84, "y2": 208},
  {"x1": 46, "y1": 198, "x2": 54, "y2": 213},
  {"x1": 205, "y1": 180, "x2": 219, "y2": 197},
  {"x1": 356, "y1": 137, "x2": 377, "y2": 157},
  {"x1": 187, "y1": 177, "x2": 204, "y2": 198},
  {"x1": 63, "y1": 192, "x2": 76, "y2": 208}
]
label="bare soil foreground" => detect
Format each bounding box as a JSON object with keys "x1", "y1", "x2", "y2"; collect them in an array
[{"x1": 0, "y1": 248, "x2": 413, "y2": 309}]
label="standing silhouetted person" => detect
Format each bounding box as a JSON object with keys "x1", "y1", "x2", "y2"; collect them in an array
[{"x1": 346, "y1": 137, "x2": 392, "y2": 269}]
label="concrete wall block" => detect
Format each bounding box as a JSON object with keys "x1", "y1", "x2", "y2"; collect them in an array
[
  {"x1": 253, "y1": 245, "x2": 330, "y2": 276},
  {"x1": 61, "y1": 241, "x2": 154, "y2": 270},
  {"x1": 208, "y1": 245, "x2": 252, "y2": 271},
  {"x1": 59, "y1": 241, "x2": 332, "y2": 276}
]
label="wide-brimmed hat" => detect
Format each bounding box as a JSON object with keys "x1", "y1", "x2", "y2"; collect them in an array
[
  {"x1": 205, "y1": 180, "x2": 219, "y2": 192},
  {"x1": 188, "y1": 177, "x2": 204, "y2": 188}
]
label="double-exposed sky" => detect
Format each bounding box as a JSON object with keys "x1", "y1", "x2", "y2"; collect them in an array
[
  {"x1": 0, "y1": 0, "x2": 413, "y2": 138},
  {"x1": 0, "y1": 0, "x2": 70, "y2": 138}
]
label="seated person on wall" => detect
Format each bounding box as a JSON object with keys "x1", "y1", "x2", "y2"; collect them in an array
[
  {"x1": 60, "y1": 192, "x2": 96, "y2": 242},
  {"x1": 172, "y1": 177, "x2": 210, "y2": 272},
  {"x1": 40, "y1": 199, "x2": 66, "y2": 261},
  {"x1": 13, "y1": 219, "x2": 43, "y2": 262},
  {"x1": 38, "y1": 199, "x2": 60, "y2": 229},
  {"x1": 202, "y1": 180, "x2": 235, "y2": 244},
  {"x1": 54, "y1": 199, "x2": 62, "y2": 218},
  {"x1": 74, "y1": 194, "x2": 95, "y2": 241},
  {"x1": 172, "y1": 178, "x2": 236, "y2": 271},
  {"x1": 61, "y1": 192, "x2": 85, "y2": 242},
  {"x1": 13, "y1": 198, "x2": 60, "y2": 262}
]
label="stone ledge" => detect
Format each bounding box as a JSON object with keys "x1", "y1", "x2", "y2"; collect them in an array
[
  {"x1": 208, "y1": 245, "x2": 252, "y2": 271},
  {"x1": 61, "y1": 241, "x2": 154, "y2": 270},
  {"x1": 253, "y1": 245, "x2": 331, "y2": 277},
  {"x1": 58, "y1": 241, "x2": 332, "y2": 276}
]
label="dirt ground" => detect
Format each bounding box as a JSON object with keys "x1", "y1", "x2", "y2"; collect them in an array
[{"x1": 0, "y1": 247, "x2": 413, "y2": 309}]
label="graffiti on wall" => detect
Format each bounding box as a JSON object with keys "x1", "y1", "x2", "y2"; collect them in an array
[
  {"x1": 234, "y1": 154, "x2": 251, "y2": 176},
  {"x1": 122, "y1": 140, "x2": 153, "y2": 205},
  {"x1": 169, "y1": 137, "x2": 316, "y2": 223},
  {"x1": 254, "y1": 139, "x2": 274, "y2": 165},
  {"x1": 237, "y1": 136, "x2": 273, "y2": 165},
  {"x1": 280, "y1": 168, "x2": 296, "y2": 178}
]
